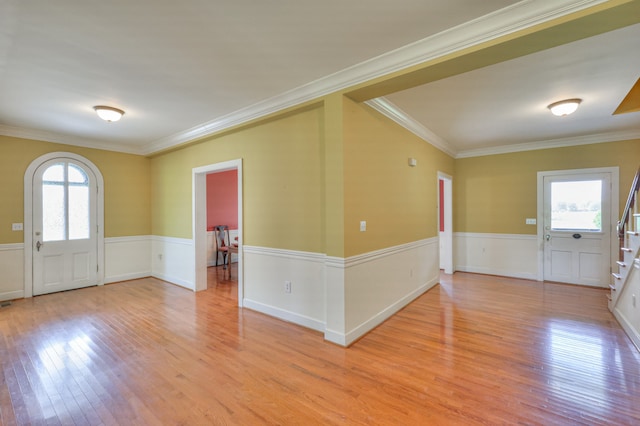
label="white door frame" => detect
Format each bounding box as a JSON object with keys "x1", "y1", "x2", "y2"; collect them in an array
[
  {"x1": 24, "y1": 152, "x2": 105, "y2": 298},
  {"x1": 536, "y1": 167, "x2": 618, "y2": 282},
  {"x1": 192, "y1": 159, "x2": 243, "y2": 306},
  {"x1": 438, "y1": 171, "x2": 453, "y2": 275}
]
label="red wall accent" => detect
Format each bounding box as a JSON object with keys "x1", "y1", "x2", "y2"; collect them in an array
[
  {"x1": 206, "y1": 170, "x2": 238, "y2": 230},
  {"x1": 439, "y1": 179, "x2": 445, "y2": 232}
]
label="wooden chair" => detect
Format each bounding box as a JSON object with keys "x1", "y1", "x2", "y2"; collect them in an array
[{"x1": 214, "y1": 225, "x2": 230, "y2": 269}]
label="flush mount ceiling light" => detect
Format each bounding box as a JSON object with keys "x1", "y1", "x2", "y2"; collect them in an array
[
  {"x1": 94, "y1": 105, "x2": 125, "y2": 122},
  {"x1": 547, "y1": 98, "x2": 582, "y2": 117}
]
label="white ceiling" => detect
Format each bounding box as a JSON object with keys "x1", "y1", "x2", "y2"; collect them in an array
[
  {"x1": 0, "y1": 0, "x2": 638, "y2": 156},
  {"x1": 383, "y1": 22, "x2": 640, "y2": 157}
]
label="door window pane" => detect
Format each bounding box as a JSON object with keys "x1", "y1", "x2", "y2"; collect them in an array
[
  {"x1": 69, "y1": 185, "x2": 89, "y2": 239},
  {"x1": 43, "y1": 183, "x2": 65, "y2": 241},
  {"x1": 68, "y1": 163, "x2": 90, "y2": 240},
  {"x1": 41, "y1": 162, "x2": 91, "y2": 241},
  {"x1": 551, "y1": 180, "x2": 602, "y2": 231}
]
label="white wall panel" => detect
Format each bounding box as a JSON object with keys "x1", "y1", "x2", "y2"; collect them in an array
[
  {"x1": 151, "y1": 236, "x2": 195, "y2": 290},
  {"x1": 0, "y1": 244, "x2": 24, "y2": 301},
  {"x1": 455, "y1": 232, "x2": 538, "y2": 280},
  {"x1": 342, "y1": 238, "x2": 440, "y2": 346},
  {"x1": 243, "y1": 246, "x2": 326, "y2": 332},
  {"x1": 104, "y1": 236, "x2": 152, "y2": 284}
]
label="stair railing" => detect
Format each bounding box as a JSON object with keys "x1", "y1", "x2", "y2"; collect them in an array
[{"x1": 617, "y1": 167, "x2": 640, "y2": 260}]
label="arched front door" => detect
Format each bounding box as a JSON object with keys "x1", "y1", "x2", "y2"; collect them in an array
[{"x1": 25, "y1": 153, "x2": 104, "y2": 296}]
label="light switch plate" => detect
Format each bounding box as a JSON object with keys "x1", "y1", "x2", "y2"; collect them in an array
[
  {"x1": 525, "y1": 218, "x2": 536, "y2": 225},
  {"x1": 360, "y1": 221, "x2": 366, "y2": 232},
  {"x1": 11, "y1": 223, "x2": 23, "y2": 231}
]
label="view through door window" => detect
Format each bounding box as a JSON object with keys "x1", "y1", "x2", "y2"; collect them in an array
[
  {"x1": 42, "y1": 162, "x2": 90, "y2": 242},
  {"x1": 550, "y1": 180, "x2": 602, "y2": 231}
]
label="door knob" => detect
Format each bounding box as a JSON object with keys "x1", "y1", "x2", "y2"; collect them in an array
[
  {"x1": 36, "y1": 241, "x2": 42, "y2": 251},
  {"x1": 545, "y1": 234, "x2": 551, "y2": 241}
]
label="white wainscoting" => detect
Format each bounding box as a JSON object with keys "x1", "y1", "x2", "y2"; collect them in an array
[
  {"x1": 243, "y1": 238, "x2": 441, "y2": 347},
  {"x1": 331, "y1": 237, "x2": 440, "y2": 346},
  {"x1": 104, "y1": 236, "x2": 152, "y2": 284},
  {"x1": 151, "y1": 236, "x2": 195, "y2": 290},
  {"x1": 454, "y1": 232, "x2": 538, "y2": 280},
  {"x1": 243, "y1": 246, "x2": 327, "y2": 332},
  {"x1": 0, "y1": 243, "x2": 25, "y2": 301}
]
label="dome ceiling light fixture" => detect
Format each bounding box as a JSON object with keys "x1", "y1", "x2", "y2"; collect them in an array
[
  {"x1": 547, "y1": 98, "x2": 582, "y2": 117},
  {"x1": 93, "y1": 105, "x2": 125, "y2": 122}
]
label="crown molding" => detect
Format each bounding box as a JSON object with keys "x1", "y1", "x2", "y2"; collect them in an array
[
  {"x1": 456, "y1": 130, "x2": 640, "y2": 158},
  {"x1": 365, "y1": 98, "x2": 457, "y2": 157},
  {"x1": 143, "y1": 0, "x2": 608, "y2": 155},
  {"x1": 364, "y1": 98, "x2": 640, "y2": 159},
  {"x1": 0, "y1": 124, "x2": 144, "y2": 155}
]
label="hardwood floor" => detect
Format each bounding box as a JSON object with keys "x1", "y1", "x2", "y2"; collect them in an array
[{"x1": 1, "y1": 270, "x2": 639, "y2": 425}]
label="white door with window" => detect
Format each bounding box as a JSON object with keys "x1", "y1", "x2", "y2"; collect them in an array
[
  {"x1": 542, "y1": 171, "x2": 613, "y2": 287},
  {"x1": 32, "y1": 158, "x2": 98, "y2": 295}
]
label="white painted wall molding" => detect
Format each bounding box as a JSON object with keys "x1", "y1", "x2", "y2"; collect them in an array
[
  {"x1": 151, "y1": 235, "x2": 195, "y2": 290},
  {"x1": 243, "y1": 245, "x2": 326, "y2": 263},
  {"x1": 104, "y1": 236, "x2": 152, "y2": 284},
  {"x1": 0, "y1": 243, "x2": 24, "y2": 302},
  {"x1": 365, "y1": 98, "x2": 456, "y2": 157},
  {"x1": 344, "y1": 237, "x2": 438, "y2": 268},
  {"x1": 454, "y1": 232, "x2": 538, "y2": 280},
  {"x1": 0, "y1": 243, "x2": 24, "y2": 251},
  {"x1": 456, "y1": 130, "x2": 640, "y2": 159}
]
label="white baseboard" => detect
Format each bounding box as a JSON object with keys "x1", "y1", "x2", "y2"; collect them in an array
[
  {"x1": 0, "y1": 290, "x2": 24, "y2": 302},
  {"x1": 455, "y1": 265, "x2": 537, "y2": 281},
  {"x1": 243, "y1": 298, "x2": 325, "y2": 332}
]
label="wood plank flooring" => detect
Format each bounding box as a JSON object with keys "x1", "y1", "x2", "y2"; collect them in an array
[{"x1": 1, "y1": 269, "x2": 639, "y2": 425}]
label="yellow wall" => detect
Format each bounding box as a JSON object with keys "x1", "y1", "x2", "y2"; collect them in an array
[
  {"x1": 151, "y1": 106, "x2": 325, "y2": 253},
  {"x1": 343, "y1": 98, "x2": 454, "y2": 256},
  {"x1": 455, "y1": 139, "x2": 640, "y2": 234},
  {"x1": 0, "y1": 135, "x2": 151, "y2": 243}
]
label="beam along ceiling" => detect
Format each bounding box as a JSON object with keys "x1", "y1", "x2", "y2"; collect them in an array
[{"x1": 0, "y1": 0, "x2": 638, "y2": 156}]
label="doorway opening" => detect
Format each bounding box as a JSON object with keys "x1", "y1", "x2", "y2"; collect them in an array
[
  {"x1": 438, "y1": 172, "x2": 453, "y2": 275},
  {"x1": 192, "y1": 159, "x2": 243, "y2": 306}
]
